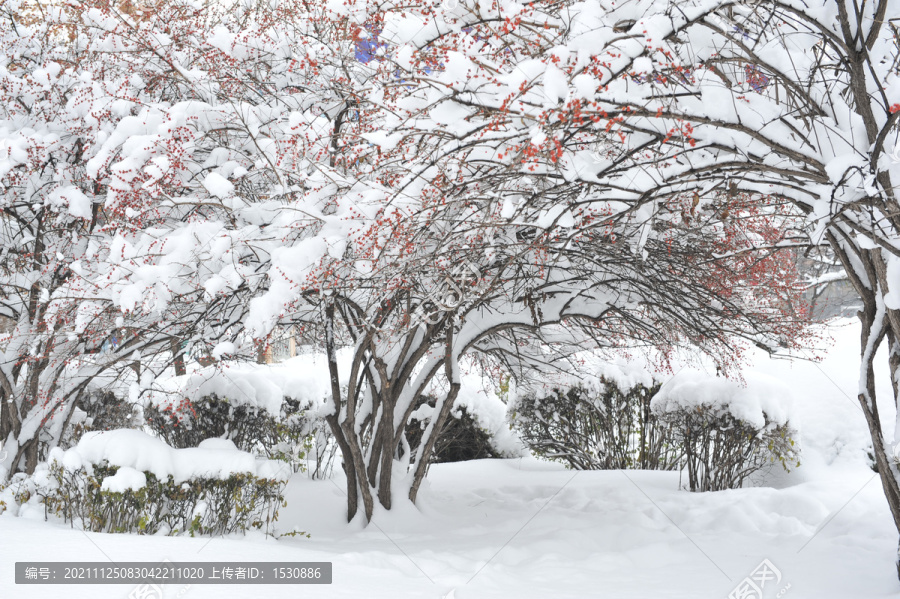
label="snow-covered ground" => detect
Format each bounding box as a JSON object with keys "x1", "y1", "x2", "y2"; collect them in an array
[{"x1": 3, "y1": 320, "x2": 899, "y2": 598}]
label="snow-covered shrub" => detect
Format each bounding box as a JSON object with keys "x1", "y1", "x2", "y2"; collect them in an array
[
  {"x1": 78, "y1": 389, "x2": 140, "y2": 432},
  {"x1": 37, "y1": 431, "x2": 289, "y2": 535},
  {"x1": 145, "y1": 394, "x2": 311, "y2": 471},
  {"x1": 432, "y1": 407, "x2": 503, "y2": 462},
  {"x1": 61, "y1": 390, "x2": 140, "y2": 450},
  {"x1": 406, "y1": 373, "x2": 524, "y2": 465},
  {"x1": 0, "y1": 473, "x2": 35, "y2": 517},
  {"x1": 652, "y1": 374, "x2": 800, "y2": 492},
  {"x1": 511, "y1": 379, "x2": 678, "y2": 470},
  {"x1": 407, "y1": 397, "x2": 502, "y2": 463},
  {"x1": 144, "y1": 358, "x2": 342, "y2": 475}
]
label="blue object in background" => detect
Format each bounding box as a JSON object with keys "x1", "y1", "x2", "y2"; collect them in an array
[{"x1": 355, "y1": 25, "x2": 387, "y2": 63}]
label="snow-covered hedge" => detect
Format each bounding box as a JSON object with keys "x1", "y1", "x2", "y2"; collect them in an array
[
  {"x1": 511, "y1": 362, "x2": 801, "y2": 490},
  {"x1": 146, "y1": 355, "x2": 342, "y2": 418},
  {"x1": 511, "y1": 378, "x2": 678, "y2": 471},
  {"x1": 144, "y1": 357, "x2": 344, "y2": 474},
  {"x1": 36, "y1": 431, "x2": 289, "y2": 535},
  {"x1": 652, "y1": 372, "x2": 800, "y2": 492},
  {"x1": 144, "y1": 393, "x2": 311, "y2": 471}
]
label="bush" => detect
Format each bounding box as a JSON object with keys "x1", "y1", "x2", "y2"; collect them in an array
[
  {"x1": 657, "y1": 405, "x2": 799, "y2": 492},
  {"x1": 651, "y1": 372, "x2": 801, "y2": 491},
  {"x1": 145, "y1": 394, "x2": 311, "y2": 472},
  {"x1": 406, "y1": 397, "x2": 502, "y2": 463},
  {"x1": 512, "y1": 373, "x2": 801, "y2": 491},
  {"x1": 511, "y1": 380, "x2": 679, "y2": 471},
  {"x1": 39, "y1": 462, "x2": 285, "y2": 535},
  {"x1": 0, "y1": 472, "x2": 35, "y2": 517},
  {"x1": 77, "y1": 389, "x2": 139, "y2": 432},
  {"x1": 60, "y1": 389, "x2": 140, "y2": 450},
  {"x1": 37, "y1": 431, "x2": 288, "y2": 535}
]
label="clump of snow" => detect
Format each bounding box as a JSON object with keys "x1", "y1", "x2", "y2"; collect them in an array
[
  {"x1": 48, "y1": 429, "x2": 289, "y2": 483},
  {"x1": 197, "y1": 438, "x2": 239, "y2": 451},
  {"x1": 211, "y1": 341, "x2": 236, "y2": 360},
  {"x1": 100, "y1": 466, "x2": 147, "y2": 493},
  {"x1": 145, "y1": 349, "x2": 352, "y2": 417},
  {"x1": 48, "y1": 185, "x2": 92, "y2": 219},
  {"x1": 202, "y1": 172, "x2": 234, "y2": 198},
  {"x1": 580, "y1": 355, "x2": 658, "y2": 394},
  {"x1": 651, "y1": 371, "x2": 795, "y2": 430}
]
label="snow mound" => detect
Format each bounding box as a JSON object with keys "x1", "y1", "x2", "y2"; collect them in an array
[
  {"x1": 100, "y1": 466, "x2": 147, "y2": 493},
  {"x1": 651, "y1": 371, "x2": 795, "y2": 429},
  {"x1": 48, "y1": 429, "x2": 290, "y2": 484},
  {"x1": 145, "y1": 350, "x2": 352, "y2": 416},
  {"x1": 575, "y1": 354, "x2": 658, "y2": 394}
]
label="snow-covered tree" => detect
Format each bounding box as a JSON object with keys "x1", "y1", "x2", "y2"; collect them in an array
[
  {"x1": 143, "y1": 0, "x2": 810, "y2": 520},
  {"x1": 0, "y1": 0, "x2": 811, "y2": 523},
  {"x1": 399, "y1": 0, "x2": 900, "y2": 571},
  {"x1": 592, "y1": 0, "x2": 900, "y2": 569},
  {"x1": 0, "y1": 1, "x2": 166, "y2": 477},
  {"x1": 0, "y1": 0, "x2": 263, "y2": 478}
]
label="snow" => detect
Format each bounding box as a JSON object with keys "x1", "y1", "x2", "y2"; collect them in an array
[
  {"x1": 197, "y1": 438, "x2": 239, "y2": 451},
  {"x1": 202, "y1": 172, "x2": 235, "y2": 199},
  {"x1": 825, "y1": 153, "x2": 867, "y2": 185},
  {"x1": 453, "y1": 370, "x2": 527, "y2": 457},
  {"x1": 2, "y1": 320, "x2": 898, "y2": 598},
  {"x1": 360, "y1": 130, "x2": 404, "y2": 150},
  {"x1": 48, "y1": 429, "x2": 290, "y2": 483},
  {"x1": 571, "y1": 73, "x2": 601, "y2": 99},
  {"x1": 542, "y1": 64, "x2": 568, "y2": 104},
  {"x1": 429, "y1": 100, "x2": 475, "y2": 126},
  {"x1": 48, "y1": 185, "x2": 92, "y2": 219},
  {"x1": 652, "y1": 371, "x2": 794, "y2": 429},
  {"x1": 100, "y1": 466, "x2": 147, "y2": 493},
  {"x1": 211, "y1": 341, "x2": 236, "y2": 360},
  {"x1": 146, "y1": 349, "x2": 354, "y2": 416},
  {"x1": 884, "y1": 255, "x2": 900, "y2": 311},
  {"x1": 632, "y1": 56, "x2": 653, "y2": 73}
]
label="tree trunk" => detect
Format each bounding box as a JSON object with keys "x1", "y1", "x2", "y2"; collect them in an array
[
  {"x1": 409, "y1": 329, "x2": 461, "y2": 504},
  {"x1": 844, "y1": 244, "x2": 900, "y2": 578},
  {"x1": 325, "y1": 413, "x2": 358, "y2": 521},
  {"x1": 339, "y1": 417, "x2": 374, "y2": 520},
  {"x1": 828, "y1": 235, "x2": 900, "y2": 579},
  {"x1": 377, "y1": 395, "x2": 396, "y2": 510},
  {"x1": 324, "y1": 302, "x2": 375, "y2": 522},
  {"x1": 408, "y1": 380, "x2": 459, "y2": 504},
  {"x1": 886, "y1": 330, "x2": 900, "y2": 580},
  {"x1": 171, "y1": 338, "x2": 186, "y2": 377},
  {"x1": 10, "y1": 436, "x2": 39, "y2": 476},
  {"x1": 859, "y1": 319, "x2": 900, "y2": 572},
  {"x1": 0, "y1": 390, "x2": 10, "y2": 449}
]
